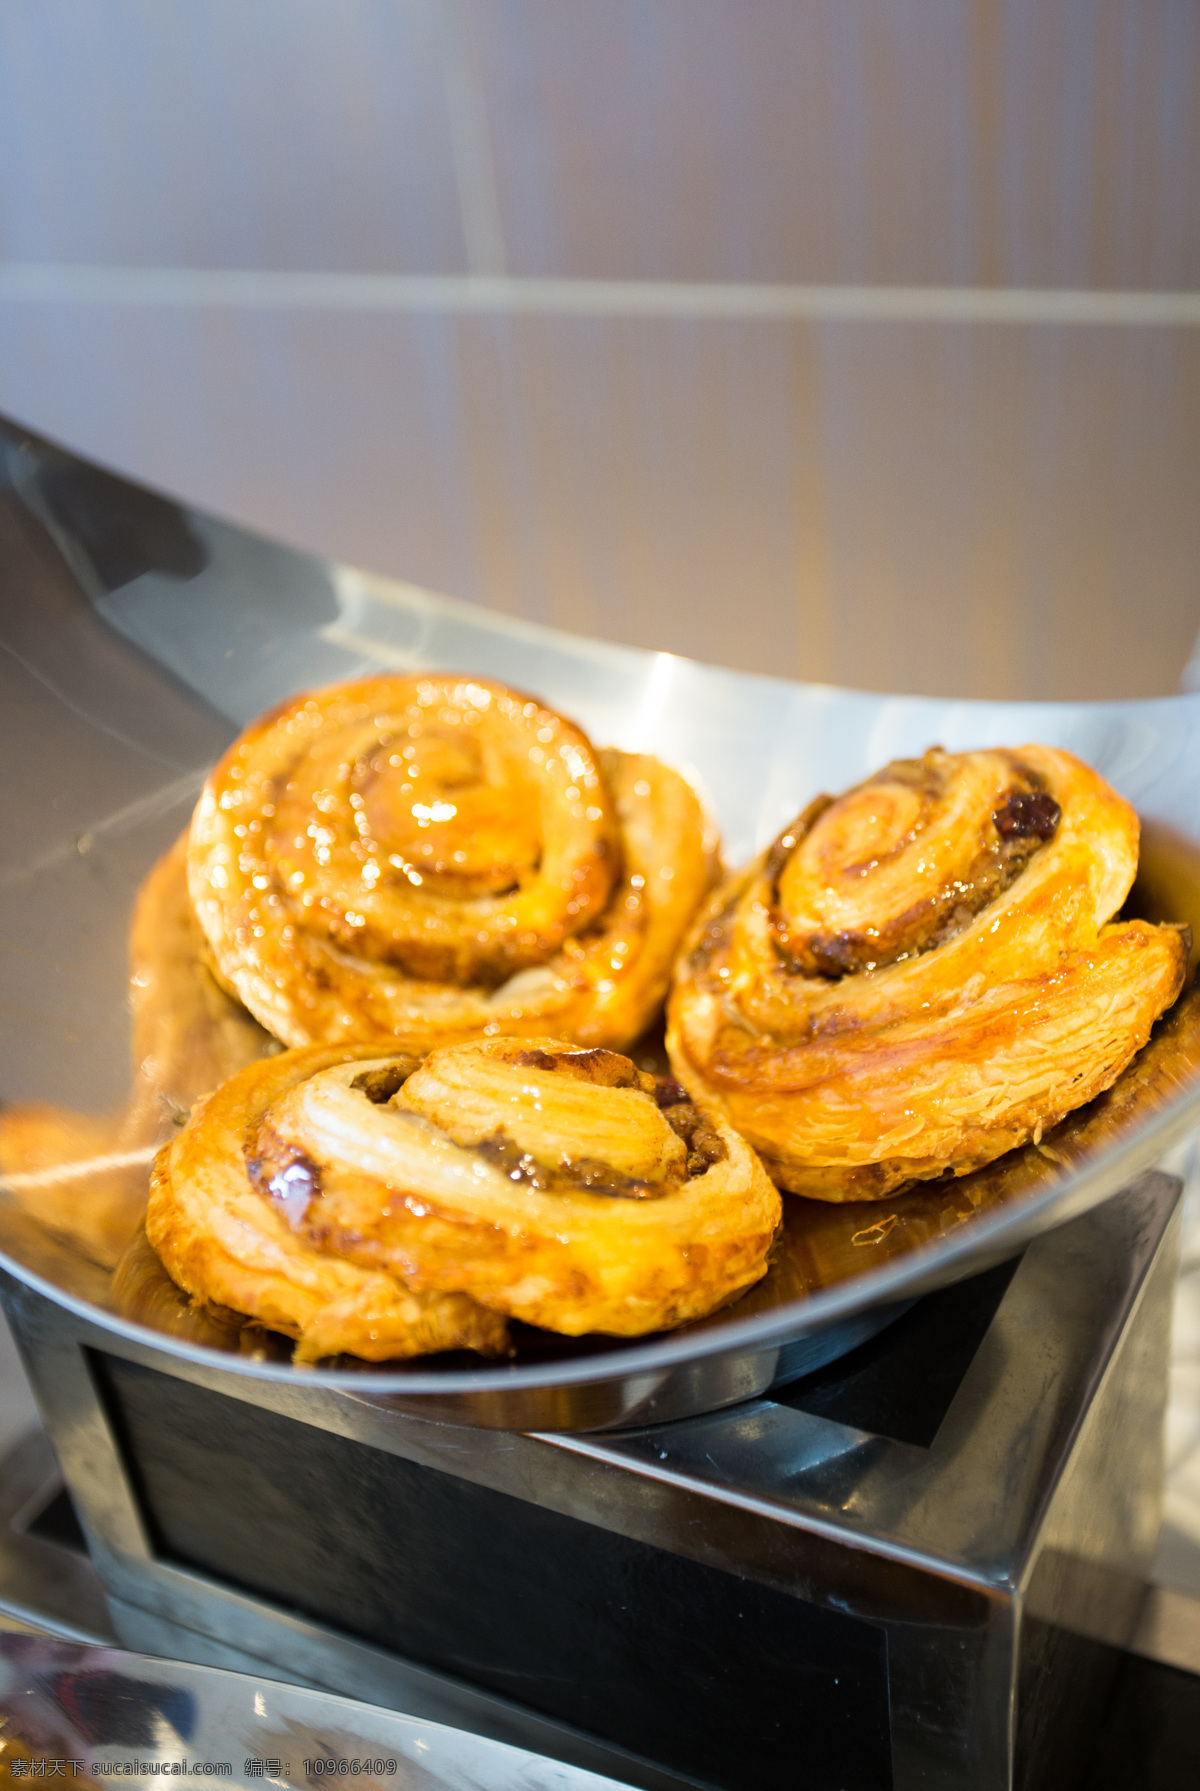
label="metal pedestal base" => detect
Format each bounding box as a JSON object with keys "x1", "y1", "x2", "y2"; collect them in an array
[{"x1": 0, "y1": 1173, "x2": 1185, "y2": 1791}]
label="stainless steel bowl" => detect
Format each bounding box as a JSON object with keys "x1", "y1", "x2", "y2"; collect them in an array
[{"x1": 3, "y1": 413, "x2": 1200, "y2": 1431}]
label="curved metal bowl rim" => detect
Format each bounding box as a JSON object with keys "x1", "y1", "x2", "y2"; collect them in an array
[
  {"x1": 3, "y1": 421, "x2": 1200, "y2": 1410},
  {"x1": 3, "y1": 1070, "x2": 1197, "y2": 1400}
]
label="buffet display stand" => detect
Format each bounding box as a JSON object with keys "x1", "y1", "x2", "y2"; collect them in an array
[
  {"x1": 0, "y1": 1173, "x2": 1181, "y2": 1791},
  {"x1": 5, "y1": 418, "x2": 1200, "y2": 1791}
]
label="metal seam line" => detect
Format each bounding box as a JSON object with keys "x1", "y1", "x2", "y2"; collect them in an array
[{"x1": 0, "y1": 264, "x2": 1198, "y2": 324}]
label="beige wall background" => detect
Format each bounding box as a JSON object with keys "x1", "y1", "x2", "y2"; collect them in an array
[{"x1": 0, "y1": 0, "x2": 1198, "y2": 700}]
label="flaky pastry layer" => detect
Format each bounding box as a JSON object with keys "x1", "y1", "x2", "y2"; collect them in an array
[
  {"x1": 668, "y1": 744, "x2": 1189, "y2": 1200},
  {"x1": 146, "y1": 1037, "x2": 781, "y2": 1357}
]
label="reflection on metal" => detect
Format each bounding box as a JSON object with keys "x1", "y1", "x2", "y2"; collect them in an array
[
  {"x1": 0, "y1": 1428, "x2": 114, "y2": 1644},
  {"x1": 0, "y1": 1631, "x2": 629, "y2": 1789},
  {"x1": 2, "y1": 417, "x2": 1200, "y2": 1430},
  {"x1": 1130, "y1": 1584, "x2": 1200, "y2": 1678},
  {"x1": 0, "y1": 1147, "x2": 159, "y2": 1194}
]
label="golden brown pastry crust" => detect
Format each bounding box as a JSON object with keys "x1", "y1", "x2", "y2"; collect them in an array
[
  {"x1": 668, "y1": 745, "x2": 1189, "y2": 1201},
  {"x1": 146, "y1": 1036, "x2": 781, "y2": 1354},
  {"x1": 145, "y1": 1042, "x2": 510, "y2": 1362},
  {"x1": 188, "y1": 675, "x2": 717, "y2": 1053}
]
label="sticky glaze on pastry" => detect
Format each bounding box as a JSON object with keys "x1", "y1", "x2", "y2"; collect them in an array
[
  {"x1": 188, "y1": 675, "x2": 716, "y2": 1054},
  {"x1": 146, "y1": 1038, "x2": 781, "y2": 1358},
  {"x1": 667, "y1": 745, "x2": 1189, "y2": 1201}
]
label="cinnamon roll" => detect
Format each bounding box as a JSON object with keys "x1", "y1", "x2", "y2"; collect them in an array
[
  {"x1": 668, "y1": 745, "x2": 1189, "y2": 1201},
  {"x1": 146, "y1": 1037, "x2": 780, "y2": 1357},
  {"x1": 188, "y1": 675, "x2": 716, "y2": 1054}
]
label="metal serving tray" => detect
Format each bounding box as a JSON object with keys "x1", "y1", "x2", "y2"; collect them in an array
[{"x1": 2, "y1": 413, "x2": 1200, "y2": 1431}]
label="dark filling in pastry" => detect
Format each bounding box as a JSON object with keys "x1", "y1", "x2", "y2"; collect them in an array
[
  {"x1": 653, "y1": 1076, "x2": 728, "y2": 1174},
  {"x1": 246, "y1": 1126, "x2": 322, "y2": 1229},
  {"x1": 475, "y1": 1132, "x2": 666, "y2": 1200},
  {"x1": 514, "y1": 1045, "x2": 651, "y2": 1089},
  {"x1": 471, "y1": 1068, "x2": 728, "y2": 1198},
  {"x1": 249, "y1": 1056, "x2": 727, "y2": 1226},
  {"x1": 769, "y1": 764, "x2": 1063, "y2": 981},
  {"x1": 659, "y1": 1101, "x2": 728, "y2": 1175},
  {"x1": 993, "y1": 791, "x2": 1061, "y2": 841},
  {"x1": 351, "y1": 1057, "x2": 421, "y2": 1103}
]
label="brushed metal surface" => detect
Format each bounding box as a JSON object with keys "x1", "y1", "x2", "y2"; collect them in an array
[
  {"x1": 2, "y1": 418, "x2": 1200, "y2": 1429},
  {"x1": 0, "y1": 1427, "x2": 115, "y2": 1644}
]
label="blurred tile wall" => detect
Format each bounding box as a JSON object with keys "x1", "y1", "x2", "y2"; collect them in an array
[{"x1": 0, "y1": 0, "x2": 1197, "y2": 699}]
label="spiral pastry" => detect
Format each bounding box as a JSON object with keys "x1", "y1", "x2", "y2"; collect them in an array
[
  {"x1": 188, "y1": 675, "x2": 715, "y2": 1055},
  {"x1": 146, "y1": 1037, "x2": 780, "y2": 1356},
  {"x1": 668, "y1": 745, "x2": 1189, "y2": 1201}
]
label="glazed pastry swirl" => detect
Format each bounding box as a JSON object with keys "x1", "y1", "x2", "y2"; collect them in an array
[
  {"x1": 146, "y1": 1038, "x2": 780, "y2": 1355},
  {"x1": 668, "y1": 745, "x2": 1189, "y2": 1200},
  {"x1": 189, "y1": 675, "x2": 715, "y2": 1052}
]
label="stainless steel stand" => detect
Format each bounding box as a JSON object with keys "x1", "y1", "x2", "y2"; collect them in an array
[
  {"x1": 0, "y1": 1172, "x2": 1184, "y2": 1791},
  {"x1": 0, "y1": 1425, "x2": 113, "y2": 1642}
]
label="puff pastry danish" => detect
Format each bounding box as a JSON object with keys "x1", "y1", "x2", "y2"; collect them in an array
[
  {"x1": 668, "y1": 745, "x2": 1188, "y2": 1200},
  {"x1": 188, "y1": 675, "x2": 716, "y2": 1053},
  {"x1": 146, "y1": 1037, "x2": 780, "y2": 1357}
]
